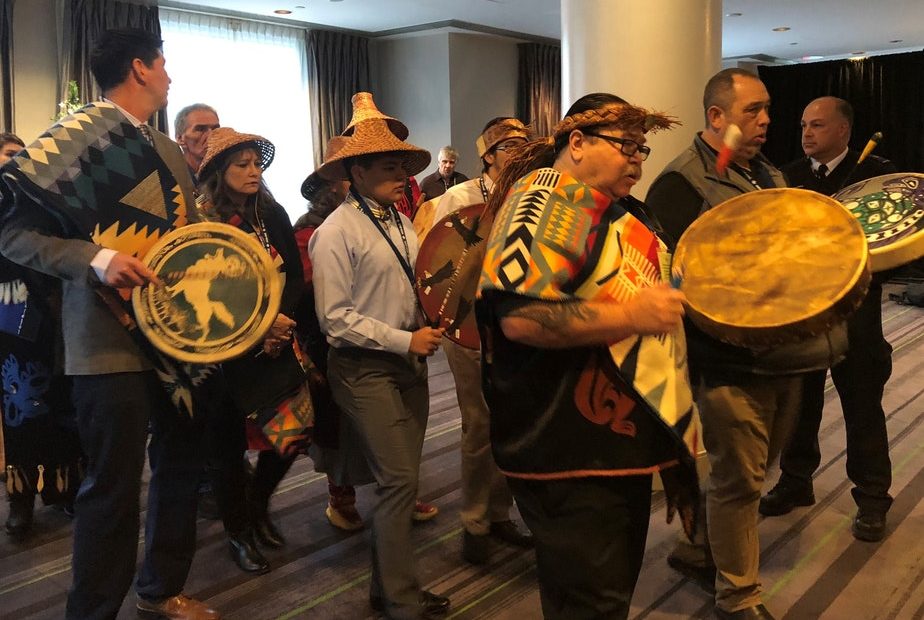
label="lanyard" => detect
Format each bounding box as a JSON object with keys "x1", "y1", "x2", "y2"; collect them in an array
[
  {"x1": 478, "y1": 177, "x2": 489, "y2": 204},
  {"x1": 352, "y1": 191, "x2": 415, "y2": 290},
  {"x1": 732, "y1": 163, "x2": 765, "y2": 191}
]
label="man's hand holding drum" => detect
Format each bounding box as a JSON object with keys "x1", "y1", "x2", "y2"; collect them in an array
[
  {"x1": 619, "y1": 284, "x2": 686, "y2": 336},
  {"x1": 103, "y1": 252, "x2": 162, "y2": 288}
]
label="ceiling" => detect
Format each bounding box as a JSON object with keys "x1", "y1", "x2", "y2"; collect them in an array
[{"x1": 168, "y1": 0, "x2": 924, "y2": 62}]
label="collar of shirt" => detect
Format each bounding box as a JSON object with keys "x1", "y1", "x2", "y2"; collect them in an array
[
  {"x1": 345, "y1": 193, "x2": 393, "y2": 219},
  {"x1": 482, "y1": 173, "x2": 495, "y2": 193},
  {"x1": 101, "y1": 97, "x2": 145, "y2": 128},
  {"x1": 811, "y1": 147, "x2": 849, "y2": 174}
]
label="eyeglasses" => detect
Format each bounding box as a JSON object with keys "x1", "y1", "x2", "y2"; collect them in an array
[
  {"x1": 582, "y1": 131, "x2": 651, "y2": 161},
  {"x1": 494, "y1": 141, "x2": 526, "y2": 152}
]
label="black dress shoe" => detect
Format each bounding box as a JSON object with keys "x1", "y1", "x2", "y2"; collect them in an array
[
  {"x1": 489, "y1": 520, "x2": 534, "y2": 548},
  {"x1": 758, "y1": 481, "x2": 814, "y2": 516},
  {"x1": 462, "y1": 530, "x2": 490, "y2": 564},
  {"x1": 5, "y1": 494, "x2": 35, "y2": 540},
  {"x1": 370, "y1": 590, "x2": 450, "y2": 618},
  {"x1": 714, "y1": 603, "x2": 775, "y2": 619},
  {"x1": 253, "y1": 514, "x2": 285, "y2": 548},
  {"x1": 228, "y1": 531, "x2": 270, "y2": 574},
  {"x1": 852, "y1": 510, "x2": 886, "y2": 542}
]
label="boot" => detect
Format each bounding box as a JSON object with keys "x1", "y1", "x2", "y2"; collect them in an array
[
  {"x1": 326, "y1": 483, "x2": 363, "y2": 531},
  {"x1": 248, "y1": 451, "x2": 294, "y2": 548},
  {"x1": 6, "y1": 492, "x2": 35, "y2": 540},
  {"x1": 228, "y1": 528, "x2": 270, "y2": 574}
]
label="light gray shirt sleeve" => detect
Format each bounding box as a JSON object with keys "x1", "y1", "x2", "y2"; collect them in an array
[{"x1": 309, "y1": 221, "x2": 414, "y2": 355}]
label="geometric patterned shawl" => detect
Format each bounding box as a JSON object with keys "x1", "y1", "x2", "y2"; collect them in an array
[
  {"x1": 0, "y1": 102, "x2": 209, "y2": 417},
  {"x1": 479, "y1": 167, "x2": 700, "y2": 535},
  {"x1": 2, "y1": 102, "x2": 188, "y2": 257}
]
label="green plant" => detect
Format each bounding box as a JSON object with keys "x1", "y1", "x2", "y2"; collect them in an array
[{"x1": 55, "y1": 81, "x2": 83, "y2": 120}]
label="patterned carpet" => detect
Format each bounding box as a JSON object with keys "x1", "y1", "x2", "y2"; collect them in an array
[{"x1": 1, "y1": 285, "x2": 922, "y2": 619}]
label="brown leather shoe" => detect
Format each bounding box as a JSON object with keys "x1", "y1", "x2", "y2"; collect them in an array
[{"x1": 137, "y1": 594, "x2": 220, "y2": 620}]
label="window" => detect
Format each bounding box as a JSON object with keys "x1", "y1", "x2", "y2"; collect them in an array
[{"x1": 161, "y1": 9, "x2": 312, "y2": 222}]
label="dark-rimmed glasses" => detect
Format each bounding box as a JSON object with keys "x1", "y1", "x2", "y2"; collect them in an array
[
  {"x1": 582, "y1": 131, "x2": 651, "y2": 161},
  {"x1": 494, "y1": 140, "x2": 527, "y2": 152}
]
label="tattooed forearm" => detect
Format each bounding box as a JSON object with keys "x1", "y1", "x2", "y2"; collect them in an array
[{"x1": 507, "y1": 300, "x2": 599, "y2": 333}]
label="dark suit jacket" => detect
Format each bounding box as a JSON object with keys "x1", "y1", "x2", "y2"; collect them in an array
[
  {"x1": 781, "y1": 150, "x2": 897, "y2": 195},
  {"x1": 0, "y1": 121, "x2": 197, "y2": 375}
]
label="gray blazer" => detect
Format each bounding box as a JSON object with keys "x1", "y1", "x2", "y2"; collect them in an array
[{"x1": 0, "y1": 125, "x2": 197, "y2": 375}]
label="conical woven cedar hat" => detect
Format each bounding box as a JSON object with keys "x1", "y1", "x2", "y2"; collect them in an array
[
  {"x1": 342, "y1": 92, "x2": 409, "y2": 139},
  {"x1": 316, "y1": 92, "x2": 431, "y2": 181},
  {"x1": 301, "y1": 136, "x2": 349, "y2": 200}
]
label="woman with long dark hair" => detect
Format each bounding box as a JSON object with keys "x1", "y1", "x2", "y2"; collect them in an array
[{"x1": 196, "y1": 128, "x2": 306, "y2": 574}]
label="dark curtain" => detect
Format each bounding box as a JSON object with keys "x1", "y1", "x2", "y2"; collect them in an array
[
  {"x1": 306, "y1": 29, "x2": 371, "y2": 167},
  {"x1": 517, "y1": 42, "x2": 561, "y2": 137},
  {"x1": 61, "y1": 0, "x2": 165, "y2": 131},
  {"x1": 758, "y1": 51, "x2": 924, "y2": 172},
  {"x1": 0, "y1": 0, "x2": 13, "y2": 131}
]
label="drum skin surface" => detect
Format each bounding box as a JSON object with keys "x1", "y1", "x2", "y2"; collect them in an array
[
  {"x1": 416, "y1": 204, "x2": 493, "y2": 349},
  {"x1": 833, "y1": 172, "x2": 924, "y2": 272},
  {"x1": 132, "y1": 222, "x2": 281, "y2": 363},
  {"x1": 673, "y1": 188, "x2": 870, "y2": 348}
]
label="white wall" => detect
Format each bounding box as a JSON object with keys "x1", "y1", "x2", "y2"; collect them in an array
[{"x1": 11, "y1": 0, "x2": 59, "y2": 141}]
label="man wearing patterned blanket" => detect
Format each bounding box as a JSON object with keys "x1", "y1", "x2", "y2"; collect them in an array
[
  {"x1": 0, "y1": 29, "x2": 215, "y2": 620},
  {"x1": 476, "y1": 92, "x2": 700, "y2": 620}
]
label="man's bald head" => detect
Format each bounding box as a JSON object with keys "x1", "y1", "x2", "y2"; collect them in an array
[{"x1": 800, "y1": 96, "x2": 852, "y2": 163}]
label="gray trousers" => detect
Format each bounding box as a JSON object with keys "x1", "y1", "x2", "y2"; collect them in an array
[
  {"x1": 443, "y1": 337, "x2": 513, "y2": 535},
  {"x1": 700, "y1": 373, "x2": 802, "y2": 612},
  {"x1": 328, "y1": 347, "x2": 429, "y2": 619}
]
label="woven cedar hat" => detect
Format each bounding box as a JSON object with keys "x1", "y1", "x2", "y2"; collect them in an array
[
  {"x1": 342, "y1": 92, "x2": 409, "y2": 139},
  {"x1": 476, "y1": 118, "x2": 530, "y2": 158},
  {"x1": 316, "y1": 92, "x2": 430, "y2": 181},
  {"x1": 301, "y1": 136, "x2": 348, "y2": 201},
  {"x1": 198, "y1": 127, "x2": 275, "y2": 179}
]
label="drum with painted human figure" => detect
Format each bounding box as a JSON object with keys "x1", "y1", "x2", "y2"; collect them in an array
[{"x1": 132, "y1": 222, "x2": 281, "y2": 363}]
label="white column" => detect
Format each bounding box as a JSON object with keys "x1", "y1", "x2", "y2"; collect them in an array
[{"x1": 561, "y1": 0, "x2": 723, "y2": 196}]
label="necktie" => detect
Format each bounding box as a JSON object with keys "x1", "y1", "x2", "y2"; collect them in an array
[
  {"x1": 137, "y1": 123, "x2": 153, "y2": 145},
  {"x1": 815, "y1": 163, "x2": 828, "y2": 179}
]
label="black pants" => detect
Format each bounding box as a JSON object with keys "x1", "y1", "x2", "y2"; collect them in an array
[
  {"x1": 508, "y1": 475, "x2": 653, "y2": 620},
  {"x1": 66, "y1": 372, "x2": 204, "y2": 620},
  {"x1": 205, "y1": 388, "x2": 295, "y2": 535},
  {"x1": 779, "y1": 286, "x2": 893, "y2": 514}
]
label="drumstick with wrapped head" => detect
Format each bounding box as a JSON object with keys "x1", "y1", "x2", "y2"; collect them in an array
[
  {"x1": 857, "y1": 131, "x2": 883, "y2": 165},
  {"x1": 834, "y1": 131, "x2": 882, "y2": 194},
  {"x1": 715, "y1": 124, "x2": 742, "y2": 176}
]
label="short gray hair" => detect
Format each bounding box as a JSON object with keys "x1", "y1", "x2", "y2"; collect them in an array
[
  {"x1": 173, "y1": 103, "x2": 218, "y2": 138},
  {"x1": 438, "y1": 146, "x2": 459, "y2": 161}
]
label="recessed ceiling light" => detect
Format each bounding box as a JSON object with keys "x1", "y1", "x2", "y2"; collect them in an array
[
  {"x1": 890, "y1": 39, "x2": 903, "y2": 43},
  {"x1": 274, "y1": 9, "x2": 292, "y2": 14},
  {"x1": 725, "y1": 12, "x2": 742, "y2": 17},
  {"x1": 850, "y1": 51, "x2": 866, "y2": 55},
  {"x1": 802, "y1": 55, "x2": 824, "y2": 61},
  {"x1": 790, "y1": 42, "x2": 798, "y2": 46},
  {"x1": 772, "y1": 26, "x2": 791, "y2": 32},
  {"x1": 295, "y1": 4, "x2": 305, "y2": 7}
]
